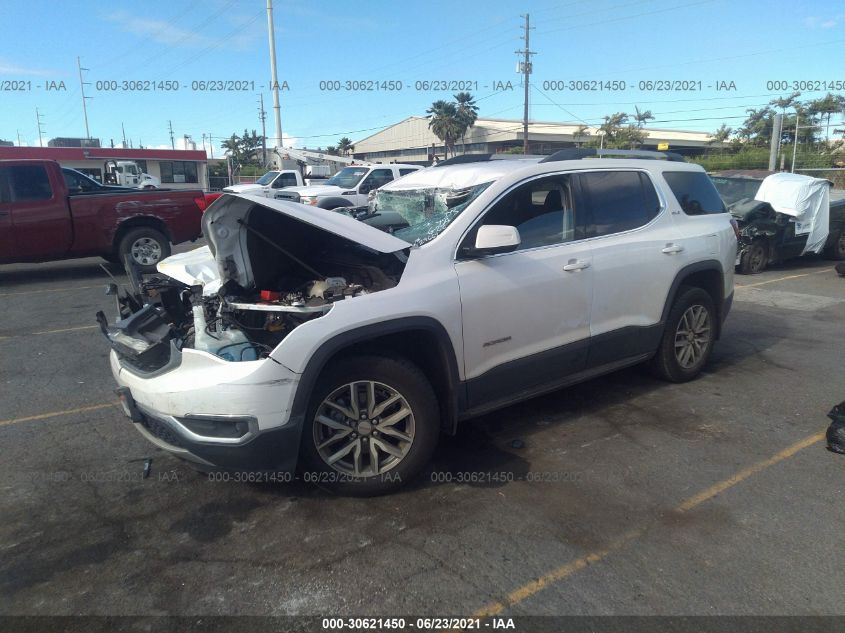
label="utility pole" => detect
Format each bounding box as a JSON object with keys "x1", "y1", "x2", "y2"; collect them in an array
[
  {"x1": 768, "y1": 113, "x2": 783, "y2": 172},
  {"x1": 121, "y1": 122, "x2": 127, "y2": 147},
  {"x1": 168, "y1": 120, "x2": 175, "y2": 149},
  {"x1": 791, "y1": 114, "x2": 800, "y2": 173},
  {"x1": 35, "y1": 107, "x2": 45, "y2": 147},
  {"x1": 266, "y1": 0, "x2": 283, "y2": 149},
  {"x1": 16, "y1": 129, "x2": 22, "y2": 146},
  {"x1": 258, "y1": 93, "x2": 267, "y2": 167},
  {"x1": 516, "y1": 14, "x2": 534, "y2": 154},
  {"x1": 77, "y1": 56, "x2": 91, "y2": 139},
  {"x1": 208, "y1": 133, "x2": 214, "y2": 159}
]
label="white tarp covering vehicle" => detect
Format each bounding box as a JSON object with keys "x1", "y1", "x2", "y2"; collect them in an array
[{"x1": 754, "y1": 173, "x2": 830, "y2": 255}]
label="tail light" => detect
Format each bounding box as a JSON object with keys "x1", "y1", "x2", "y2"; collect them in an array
[
  {"x1": 194, "y1": 195, "x2": 208, "y2": 212},
  {"x1": 729, "y1": 218, "x2": 740, "y2": 240}
]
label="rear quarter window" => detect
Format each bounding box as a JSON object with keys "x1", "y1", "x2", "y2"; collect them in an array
[{"x1": 664, "y1": 171, "x2": 727, "y2": 215}]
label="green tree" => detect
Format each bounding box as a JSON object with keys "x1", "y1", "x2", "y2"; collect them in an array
[
  {"x1": 633, "y1": 106, "x2": 654, "y2": 128},
  {"x1": 427, "y1": 100, "x2": 462, "y2": 158},
  {"x1": 808, "y1": 93, "x2": 845, "y2": 142},
  {"x1": 573, "y1": 124, "x2": 590, "y2": 147},
  {"x1": 336, "y1": 137, "x2": 355, "y2": 156},
  {"x1": 709, "y1": 124, "x2": 733, "y2": 145},
  {"x1": 240, "y1": 129, "x2": 264, "y2": 165},
  {"x1": 220, "y1": 133, "x2": 241, "y2": 161},
  {"x1": 454, "y1": 92, "x2": 479, "y2": 153}
]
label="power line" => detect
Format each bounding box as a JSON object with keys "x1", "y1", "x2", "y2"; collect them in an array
[{"x1": 536, "y1": 0, "x2": 715, "y2": 35}]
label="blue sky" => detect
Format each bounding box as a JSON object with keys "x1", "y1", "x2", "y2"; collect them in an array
[{"x1": 1, "y1": 0, "x2": 843, "y2": 154}]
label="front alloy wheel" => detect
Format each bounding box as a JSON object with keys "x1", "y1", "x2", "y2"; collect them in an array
[
  {"x1": 302, "y1": 355, "x2": 439, "y2": 495},
  {"x1": 314, "y1": 380, "x2": 415, "y2": 477}
]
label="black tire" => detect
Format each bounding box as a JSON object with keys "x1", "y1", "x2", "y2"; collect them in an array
[
  {"x1": 650, "y1": 286, "x2": 716, "y2": 383},
  {"x1": 117, "y1": 227, "x2": 171, "y2": 273},
  {"x1": 316, "y1": 196, "x2": 356, "y2": 211},
  {"x1": 738, "y1": 239, "x2": 767, "y2": 274},
  {"x1": 824, "y1": 230, "x2": 845, "y2": 261},
  {"x1": 300, "y1": 354, "x2": 439, "y2": 496}
]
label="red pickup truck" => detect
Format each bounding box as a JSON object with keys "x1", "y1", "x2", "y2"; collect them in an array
[{"x1": 0, "y1": 160, "x2": 206, "y2": 272}]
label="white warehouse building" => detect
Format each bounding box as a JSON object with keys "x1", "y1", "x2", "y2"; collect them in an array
[{"x1": 353, "y1": 117, "x2": 719, "y2": 164}]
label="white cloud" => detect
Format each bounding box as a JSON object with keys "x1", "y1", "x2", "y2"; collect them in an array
[
  {"x1": 804, "y1": 14, "x2": 842, "y2": 29},
  {"x1": 105, "y1": 11, "x2": 211, "y2": 47},
  {"x1": 0, "y1": 59, "x2": 61, "y2": 77}
]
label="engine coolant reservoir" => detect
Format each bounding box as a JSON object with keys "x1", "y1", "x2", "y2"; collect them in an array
[{"x1": 191, "y1": 304, "x2": 258, "y2": 362}]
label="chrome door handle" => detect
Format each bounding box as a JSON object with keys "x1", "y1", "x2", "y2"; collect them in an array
[
  {"x1": 563, "y1": 260, "x2": 590, "y2": 272},
  {"x1": 662, "y1": 244, "x2": 684, "y2": 254}
]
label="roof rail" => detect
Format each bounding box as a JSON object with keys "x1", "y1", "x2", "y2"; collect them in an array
[
  {"x1": 433, "y1": 154, "x2": 492, "y2": 167},
  {"x1": 539, "y1": 148, "x2": 687, "y2": 163}
]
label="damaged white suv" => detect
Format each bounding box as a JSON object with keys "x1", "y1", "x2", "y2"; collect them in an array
[{"x1": 98, "y1": 149, "x2": 736, "y2": 495}]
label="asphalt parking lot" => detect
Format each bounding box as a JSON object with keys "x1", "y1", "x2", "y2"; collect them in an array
[{"x1": 1, "y1": 249, "x2": 844, "y2": 618}]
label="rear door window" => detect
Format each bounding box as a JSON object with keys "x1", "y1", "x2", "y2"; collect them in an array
[
  {"x1": 399, "y1": 168, "x2": 418, "y2": 176},
  {"x1": 9, "y1": 165, "x2": 53, "y2": 201},
  {"x1": 664, "y1": 171, "x2": 727, "y2": 215},
  {"x1": 577, "y1": 171, "x2": 660, "y2": 238}
]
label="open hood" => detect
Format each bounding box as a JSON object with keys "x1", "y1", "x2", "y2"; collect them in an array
[
  {"x1": 222, "y1": 183, "x2": 263, "y2": 193},
  {"x1": 192, "y1": 193, "x2": 410, "y2": 290}
]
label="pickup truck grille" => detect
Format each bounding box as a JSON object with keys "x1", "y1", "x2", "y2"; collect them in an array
[{"x1": 274, "y1": 191, "x2": 300, "y2": 203}]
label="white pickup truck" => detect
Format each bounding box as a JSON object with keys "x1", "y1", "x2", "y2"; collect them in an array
[
  {"x1": 274, "y1": 163, "x2": 422, "y2": 209},
  {"x1": 222, "y1": 170, "x2": 304, "y2": 197}
]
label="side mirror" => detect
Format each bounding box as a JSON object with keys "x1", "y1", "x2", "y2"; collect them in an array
[{"x1": 467, "y1": 225, "x2": 521, "y2": 257}]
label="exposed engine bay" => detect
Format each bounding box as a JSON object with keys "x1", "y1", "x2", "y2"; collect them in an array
[{"x1": 97, "y1": 196, "x2": 409, "y2": 371}]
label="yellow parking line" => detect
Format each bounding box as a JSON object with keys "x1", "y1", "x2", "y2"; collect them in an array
[
  {"x1": 31, "y1": 325, "x2": 99, "y2": 335},
  {"x1": 737, "y1": 268, "x2": 830, "y2": 288},
  {"x1": 0, "y1": 403, "x2": 116, "y2": 427},
  {"x1": 473, "y1": 527, "x2": 646, "y2": 618},
  {"x1": 0, "y1": 284, "x2": 99, "y2": 297},
  {"x1": 472, "y1": 431, "x2": 825, "y2": 618},
  {"x1": 675, "y1": 431, "x2": 824, "y2": 512}
]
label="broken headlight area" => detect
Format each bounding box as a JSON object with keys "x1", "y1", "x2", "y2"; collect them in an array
[
  {"x1": 98, "y1": 197, "x2": 409, "y2": 370},
  {"x1": 99, "y1": 251, "x2": 403, "y2": 371}
]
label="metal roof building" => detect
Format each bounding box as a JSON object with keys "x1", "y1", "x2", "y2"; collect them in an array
[{"x1": 353, "y1": 117, "x2": 719, "y2": 163}]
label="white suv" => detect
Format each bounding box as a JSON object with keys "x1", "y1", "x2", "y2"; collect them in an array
[{"x1": 99, "y1": 150, "x2": 736, "y2": 495}]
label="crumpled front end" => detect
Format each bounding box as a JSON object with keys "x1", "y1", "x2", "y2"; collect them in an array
[{"x1": 97, "y1": 193, "x2": 411, "y2": 470}]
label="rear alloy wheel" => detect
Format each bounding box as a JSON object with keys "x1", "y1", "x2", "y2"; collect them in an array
[
  {"x1": 651, "y1": 286, "x2": 716, "y2": 383},
  {"x1": 301, "y1": 355, "x2": 438, "y2": 496},
  {"x1": 117, "y1": 227, "x2": 171, "y2": 273},
  {"x1": 739, "y1": 240, "x2": 767, "y2": 274}
]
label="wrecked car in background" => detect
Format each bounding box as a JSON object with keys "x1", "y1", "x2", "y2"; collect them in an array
[{"x1": 711, "y1": 170, "x2": 845, "y2": 273}]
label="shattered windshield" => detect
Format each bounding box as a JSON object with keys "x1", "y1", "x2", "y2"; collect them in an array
[
  {"x1": 256, "y1": 171, "x2": 279, "y2": 185},
  {"x1": 710, "y1": 177, "x2": 762, "y2": 207},
  {"x1": 326, "y1": 167, "x2": 369, "y2": 188},
  {"x1": 375, "y1": 182, "x2": 492, "y2": 245}
]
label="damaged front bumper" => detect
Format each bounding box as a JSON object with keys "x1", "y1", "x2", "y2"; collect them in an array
[{"x1": 109, "y1": 348, "x2": 305, "y2": 472}]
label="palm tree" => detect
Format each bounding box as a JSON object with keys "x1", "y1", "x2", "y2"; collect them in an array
[
  {"x1": 573, "y1": 124, "x2": 590, "y2": 147},
  {"x1": 633, "y1": 106, "x2": 654, "y2": 129},
  {"x1": 708, "y1": 124, "x2": 732, "y2": 145},
  {"x1": 454, "y1": 92, "x2": 479, "y2": 153},
  {"x1": 336, "y1": 137, "x2": 355, "y2": 156},
  {"x1": 220, "y1": 133, "x2": 242, "y2": 165},
  {"x1": 427, "y1": 100, "x2": 461, "y2": 158}
]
